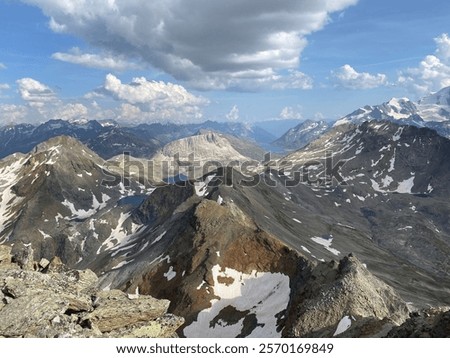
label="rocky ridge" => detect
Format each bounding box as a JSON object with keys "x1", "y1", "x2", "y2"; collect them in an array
[
  {"x1": 284, "y1": 254, "x2": 409, "y2": 337},
  {"x1": 0, "y1": 244, "x2": 183, "y2": 338}
]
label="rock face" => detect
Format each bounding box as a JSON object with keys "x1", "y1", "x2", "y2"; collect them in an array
[
  {"x1": 0, "y1": 245, "x2": 183, "y2": 338},
  {"x1": 284, "y1": 254, "x2": 409, "y2": 337},
  {"x1": 387, "y1": 307, "x2": 450, "y2": 338},
  {"x1": 146, "y1": 131, "x2": 252, "y2": 182}
]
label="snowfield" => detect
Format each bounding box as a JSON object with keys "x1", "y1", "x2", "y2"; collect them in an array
[{"x1": 184, "y1": 265, "x2": 290, "y2": 338}]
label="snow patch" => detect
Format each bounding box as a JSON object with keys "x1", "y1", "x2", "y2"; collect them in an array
[
  {"x1": 194, "y1": 182, "x2": 207, "y2": 196},
  {"x1": 354, "y1": 194, "x2": 365, "y2": 202},
  {"x1": 388, "y1": 149, "x2": 396, "y2": 172},
  {"x1": 184, "y1": 265, "x2": 290, "y2": 338},
  {"x1": 97, "y1": 213, "x2": 144, "y2": 254},
  {"x1": 333, "y1": 118, "x2": 350, "y2": 127},
  {"x1": 396, "y1": 175, "x2": 415, "y2": 194},
  {"x1": 164, "y1": 266, "x2": 176, "y2": 281},
  {"x1": 38, "y1": 230, "x2": 52, "y2": 240},
  {"x1": 392, "y1": 127, "x2": 404, "y2": 141},
  {"x1": 62, "y1": 193, "x2": 111, "y2": 220},
  {"x1": 398, "y1": 226, "x2": 413, "y2": 231},
  {"x1": 371, "y1": 175, "x2": 394, "y2": 193},
  {"x1": 371, "y1": 154, "x2": 384, "y2": 167},
  {"x1": 152, "y1": 231, "x2": 167, "y2": 244},
  {"x1": 194, "y1": 174, "x2": 216, "y2": 197},
  {"x1": 111, "y1": 261, "x2": 128, "y2": 270},
  {"x1": 310, "y1": 236, "x2": 340, "y2": 256},
  {"x1": 301, "y1": 246, "x2": 311, "y2": 254},
  {"x1": 62, "y1": 199, "x2": 96, "y2": 220},
  {"x1": 197, "y1": 280, "x2": 207, "y2": 290},
  {"x1": 333, "y1": 316, "x2": 352, "y2": 336}
]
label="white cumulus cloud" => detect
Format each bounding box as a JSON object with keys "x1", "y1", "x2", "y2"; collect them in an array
[
  {"x1": 21, "y1": 0, "x2": 358, "y2": 90},
  {"x1": 53, "y1": 103, "x2": 89, "y2": 121},
  {"x1": 0, "y1": 104, "x2": 28, "y2": 123},
  {"x1": 226, "y1": 105, "x2": 239, "y2": 121},
  {"x1": 331, "y1": 64, "x2": 388, "y2": 89},
  {"x1": 398, "y1": 34, "x2": 450, "y2": 95},
  {"x1": 279, "y1": 106, "x2": 303, "y2": 120},
  {"x1": 435, "y1": 33, "x2": 450, "y2": 61},
  {"x1": 2, "y1": 75, "x2": 209, "y2": 125},
  {"x1": 16, "y1": 77, "x2": 57, "y2": 106},
  {"x1": 99, "y1": 74, "x2": 209, "y2": 123},
  {"x1": 52, "y1": 47, "x2": 141, "y2": 71}
]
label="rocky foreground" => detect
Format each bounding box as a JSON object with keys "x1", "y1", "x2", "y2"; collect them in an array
[
  {"x1": 1, "y1": 244, "x2": 449, "y2": 338},
  {"x1": 0, "y1": 245, "x2": 183, "y2": 338}
]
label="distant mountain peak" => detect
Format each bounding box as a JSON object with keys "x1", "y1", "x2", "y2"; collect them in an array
[
  {"x1": 418, "y1": 86, "x2": 450, "y2": 106},
  {"x1": 386, "y1": 97, "x2": 412, "y2": 108},
  {"x1": 273, "y1": 119, "x2": 331, "y2": 150},
  {"x1": 33, "y1": 135, "x2": 95, "y2": 157},
  {"x1": 337, "y1": 86, "x2": 450, "y2": 138},
  {"x1": 97, "y1": 119, "x2": 120, "y2": 128}
]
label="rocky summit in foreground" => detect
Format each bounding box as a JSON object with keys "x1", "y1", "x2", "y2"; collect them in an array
[{"x1": 0, "y1": 245, "x2": 183, "y2": 338}]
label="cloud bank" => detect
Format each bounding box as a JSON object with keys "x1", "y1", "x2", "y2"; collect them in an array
[
  {"x1": 4, "y1": 75, "x2": 208, "y2": 124},
  {"x1": 398, "y1": 33, "x2": 450, "y2": 95},
  {"x1": 23, "y1": 0, "x2": 358, "y2": 90}
]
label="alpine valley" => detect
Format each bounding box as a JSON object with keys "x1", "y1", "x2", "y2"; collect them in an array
[{"x1": 1, "y1": 87, "x2": 450, "y2": 338}]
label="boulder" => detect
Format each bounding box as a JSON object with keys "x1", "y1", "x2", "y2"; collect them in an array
[
  {"x1": 0, "y1": 256, "x2": 183, "y2": 338},
  {"x1": 83, "y1": 290, "x2": 170, "y2": 333},
  {"x1": 0, "y1": 245, "x2": 12, "y2": 266}
]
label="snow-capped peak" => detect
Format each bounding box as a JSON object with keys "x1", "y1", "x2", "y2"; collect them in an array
[
  {"x1": 381, "y1": 97, "x2": 416, "y2": 120},
  {"x1": 337, "y1": 86, "x2": 450, "y2": 137},
  {"x1": 415, "y1": 86, "x2": 450, "y2": 122},
  {"x1": 418, "y1": 86, "x2": 450, "y2": 106},
  {"x1": 387, "y1": 97, "x2": 411, "y2": 108},
  {"x1": 68, "y1": 118, "x2": 89, "y2": 125}
]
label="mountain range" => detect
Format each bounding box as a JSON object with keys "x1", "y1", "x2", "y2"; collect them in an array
[
  {"x1": 0, "y1": 119, "x2": 277, "y2": 161},
  {"x1": 337, "y1": 86, "x2": 450, "y2": 139},
  {"x1": 1, "y1": 86, "x2": 450, "y2": 338}
]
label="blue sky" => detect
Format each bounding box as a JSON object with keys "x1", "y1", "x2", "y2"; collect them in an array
[{"x1": 0, "y1": 0, "x2": 450, "y2": 125}]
